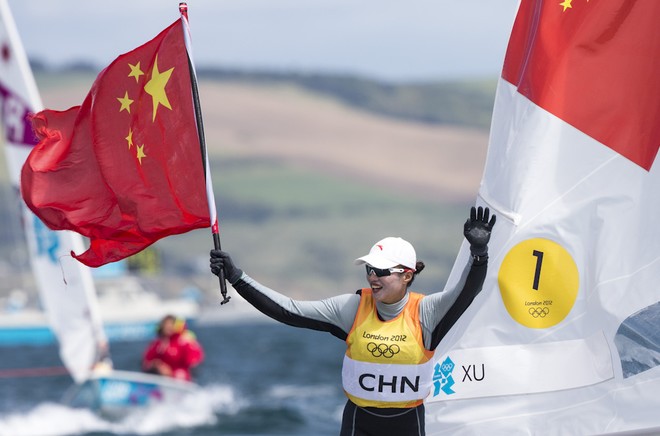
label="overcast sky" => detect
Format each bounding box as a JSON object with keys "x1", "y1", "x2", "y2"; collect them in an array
[{"x1": 8, "y1": 0, "x2": 520, "y2": 82}]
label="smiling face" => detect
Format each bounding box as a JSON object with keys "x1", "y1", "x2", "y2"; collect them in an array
[{"x1": 366, "y1": 267, "x2": 413, "y2": 304}]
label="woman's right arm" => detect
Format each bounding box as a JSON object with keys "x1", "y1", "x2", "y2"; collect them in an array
[
  {"x1": 210, "y1": 250, "x2": 359, "y2": 339},
  {"x1": 231, "y1": 272, "x2": 360, "y2": 340}
]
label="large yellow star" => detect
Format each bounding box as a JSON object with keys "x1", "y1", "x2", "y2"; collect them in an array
[
  {"x1": 144, "y1": 55, "x2": 174, "y2": 122},
  {"x1": 125, "y1": 128, "x2": 134, "y2": 149},
  {"x1": 117, "y1": 91, "x2": 134, "y2": 113},
  {"x1": 559, "y1": 0, "x2": 572, "y2": 11},
  {"x1": 136, "y1": 144, "x2": 146, "y2": 164},
  {"x1": 128, "y1": 62, "x2": 144, "y2": 83}
]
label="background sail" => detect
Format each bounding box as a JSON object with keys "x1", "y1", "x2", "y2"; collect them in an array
[
  {"x1": 426, "y1": 1, "x2": 660, "y2": 434},
  {"x1": 0, "y1": 0, "x2": 106, "y2": 383}
]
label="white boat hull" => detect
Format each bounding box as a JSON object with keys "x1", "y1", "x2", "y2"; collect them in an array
[{"x1": 64, "y1": 369, "x2": 198, "y2": 419}]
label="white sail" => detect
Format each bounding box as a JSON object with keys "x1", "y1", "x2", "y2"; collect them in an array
[
  {"x1": 0, "y1": 0, "x2": 107, "y2": 383},
  {"x1": 425, "y1": 1, "x2": 660, "y2": 434}
]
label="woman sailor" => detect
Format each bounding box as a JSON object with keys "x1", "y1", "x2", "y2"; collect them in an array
[{"x1": 210, "y1": 206, "x2": 496, "y2": 435}]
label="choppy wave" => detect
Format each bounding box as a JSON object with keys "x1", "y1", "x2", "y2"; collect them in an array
[
  {"x1": 0, "y1": 384, "x2": 238, "y2": 436},
  {"x1": 614, "y1": 301, "x2": 660, "y2": 378},
  {"x1": 0, "y1": 322, "x2": 348, "y2": 435},
  {"x1": 266, "y1": 383, "x2": 344, "y2": 425}
]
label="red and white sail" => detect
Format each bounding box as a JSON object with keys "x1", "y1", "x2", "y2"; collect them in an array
[{"x1": 426, "y1": 1, "x2": 660, "y2": 434}]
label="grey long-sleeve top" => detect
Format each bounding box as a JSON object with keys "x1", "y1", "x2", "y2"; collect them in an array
[{"x1": 232, "y1": 256, "x2": 487, "y2": 351}]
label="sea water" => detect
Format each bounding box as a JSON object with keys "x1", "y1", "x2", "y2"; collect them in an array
[{"x1": 0, "y1": 321, "x2": 347, "y2": 436}]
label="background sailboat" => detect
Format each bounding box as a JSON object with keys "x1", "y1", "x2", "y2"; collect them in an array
[
  {"x1": 0, "y1": 0, "x2": 105, "y2": 381},
  {"x1": 0, "y1": 0, "x2": 199, "y2": 414}
]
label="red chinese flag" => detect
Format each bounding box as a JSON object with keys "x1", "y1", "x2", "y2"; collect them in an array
[
  {"x1": 21, "y1": 20, "x2": 210, "y2": 267},
  {"x1": 502, "y1": 0, "x2": 660, "y2": 171}
]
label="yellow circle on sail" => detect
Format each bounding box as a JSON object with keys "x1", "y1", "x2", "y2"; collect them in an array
[{"x1": 498, "y1": 238, "x2": 579, "y2": 329}]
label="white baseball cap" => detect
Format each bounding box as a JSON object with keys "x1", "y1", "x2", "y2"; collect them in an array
[{"x1": 354, "y1": 237, "x2": 417, "y2": 271}]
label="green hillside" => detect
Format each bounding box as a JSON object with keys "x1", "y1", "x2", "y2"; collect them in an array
[
  {"x1": 34, "y1": 64, "x2": 497, "y2": 130},
  {"x1": 156, "y1": 157, "x2": 470, "y2": 298},
  {"x1": 197, "y1": 69, "x2": 497, "y2": 130},
  {"x1": 2, "y1": 67, "x2": 489, "y2": 301}
]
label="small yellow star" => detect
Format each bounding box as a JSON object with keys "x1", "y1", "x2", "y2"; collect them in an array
[
  {"x1": 128, "y1": 62, "x2": 144, "y2": 83},
  {"x1": 125, "y1": 128, "x2": 134, "y2": 149},
  {"x1": 136, "y1": 144, "x2": 146, "y2": 164},
  {"x1": 559, "y1": 0, "x2": 573, "y2": 11},
  {"x1": 144, "y1": 55, "x2": 174, "y2": 122},
  {"x1": 117, "y1": 91, "x2": 134, "y2": 113}
]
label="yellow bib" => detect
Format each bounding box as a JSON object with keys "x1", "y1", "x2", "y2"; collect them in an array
[{"x1": 342, "y1": 289, "x2": 434, "y2": 408}]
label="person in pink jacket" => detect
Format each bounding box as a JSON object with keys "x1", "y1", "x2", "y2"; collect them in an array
[{"x1": 142, "y1": 314, "x2": 204, "y2": 381}]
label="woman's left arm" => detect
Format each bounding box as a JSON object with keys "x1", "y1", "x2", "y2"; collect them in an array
[
  {"x1": 420, "y1": 256, "x2": 488, "y2": 351},
  {"x1": 420, "y1": 206, "x2": 495, "y2": 350}
]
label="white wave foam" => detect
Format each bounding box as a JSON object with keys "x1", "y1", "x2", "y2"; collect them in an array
[
  {"x1": 266, "y1": 384, "x2": 344, "y2": 425},
  {"x1": 0, "y1": 384, "x2": 240, "y2": 436},
  {"x1": 0, "y1": 403, "x2": 108, "y2": 436}
]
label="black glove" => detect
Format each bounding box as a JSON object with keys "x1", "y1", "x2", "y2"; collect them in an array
[
  {"x1": 464, "y1": 206, "x2": 496, "y2": 257},
  {"x1": 210, "y1": 250, "x2": 244, "y2": 285}
]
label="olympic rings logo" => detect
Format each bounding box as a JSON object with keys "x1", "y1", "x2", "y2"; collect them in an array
[
  {"x1": 528, "y1": 307, "x2": 550, "y2": 318},
  {"x1": 366, "y1": 342, "x2": 400, "y2": 358}
]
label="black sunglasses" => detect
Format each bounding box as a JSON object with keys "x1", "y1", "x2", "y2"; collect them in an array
[{"x1": 365, "y1": 265, "x2": 406, "y2": 277}]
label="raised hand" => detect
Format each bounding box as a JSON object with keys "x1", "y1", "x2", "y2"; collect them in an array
[{"x1": 463, "y1": 206, "x2": 496, "y2": 257}]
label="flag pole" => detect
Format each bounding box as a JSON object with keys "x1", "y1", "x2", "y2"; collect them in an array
[{"x1": 179, "y1": 2, "x2": 230, "y2": 305}]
